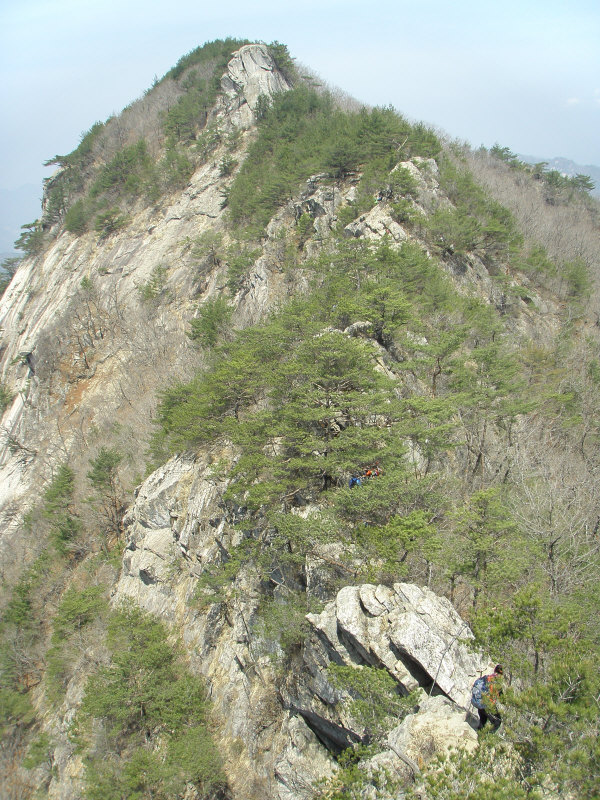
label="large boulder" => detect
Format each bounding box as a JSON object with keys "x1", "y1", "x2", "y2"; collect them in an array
[
  {"x1": 307, "y1": 583, "x2": 491, "y2": 709},
  {"x1": 367, "y1": 695, "x2": 478, "y2": 784},
  {"x1": 344, "y1": 203, "x2": 408, "y2": 241},
  {"x1": 221, "y1": 44, "x2": 292, "y2": 127}
]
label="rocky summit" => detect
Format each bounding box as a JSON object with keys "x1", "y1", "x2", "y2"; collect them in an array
[{"x1": 1, "y1": 40, "x2": 599, "y2": 800}]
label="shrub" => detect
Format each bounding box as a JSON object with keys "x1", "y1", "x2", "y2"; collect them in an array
[
  {"x1": 78, "y1": 606, "x2": 227, "y2": 799},
  {"x1": 161, "y1": 148, "x2": 194, "y2": 190},
  {"x1": 43, "y1": 465, "x2": 82, "y2": 554},
  {"x1": 226, "y1": 243, "x2": 260, "y2": 291},
  {"x1": 46, "y1": 586, "x2": 107, "y2": 703},
  {"x1": 90, "y1": 140, "x2": 155, "y2": 198},
  {"x1": 161, "y1": 37, "x2": 249, "y2": 83},
  {"x1": 389, "y1": 165, "x2": 419, "y2": 198},
  {"x1": 0, "y1": 382, "x2": 14, "y2": 414},
  {"x1": 562, "y1": 257, "x2": 591, "y2": 298},
  {"x1": 0, "y1": 257, "x2": 20, "y2": 296},
  {"x1": 138, "y1": 266, "x2": 168, "y2": 302},
  {"x1": 219, "y1": 154, "x2": 238, "y2": 176},
  {"x1": 195, "y1": 125, "x2": 222, "y2": 161},
  {"x1": 87, "y1": 447, "x2": 125, "y2": 540},
  {"x1": 94, "y1": 208, "x2": 127, "y2": 237},
  {"x1": 227, "y1": 88, "x2": 442, "y2": 234},
  {"x1": 23, "y1": 732, "x2": 52, "y2": 770},
  {"x1": 0, "y1": 552, "x2": 52, "y2": 733},
  {"x1": 15, "y1": 221, "x2": 44, "y2": 256},
  {"x1": 188, "y1": 296, "x2": 233, "y2": 347},
  {"x1": 390, "y1": 198, "x2": 419, "y2": 225},
  {"x1": 266, "y1": 41, "x2": 297, "y2": 84},
  {"x1": 65, "y1": 200, "x2": 90, "y2": 235}
]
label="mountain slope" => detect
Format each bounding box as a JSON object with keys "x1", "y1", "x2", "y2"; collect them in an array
[
  {"x1": 519, "y1": 153, "x2": 600, "y2": 197},
  {"x1": 1, "y1": 40, "x2": 600, "y2": 800}
]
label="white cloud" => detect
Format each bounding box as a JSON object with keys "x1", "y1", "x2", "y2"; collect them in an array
[{"x1": 566, "y1": 97, "x2": 581, "y2": 106}]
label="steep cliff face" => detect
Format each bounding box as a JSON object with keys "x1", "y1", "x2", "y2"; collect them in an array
[
  {"x1": 0, "y1": 44, "x2": 293, "y2": 572},
  {"x1": 0, "y1": 43, "x2": 562, "y2": 568}
]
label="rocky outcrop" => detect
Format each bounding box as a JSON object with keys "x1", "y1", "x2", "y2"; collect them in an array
[
  {"x1": 368, "y1": 695, "x2": 478, "y2": 785},
  {"x1": 0, "y1": 41, "x2": 566, "y2": 800},
  {"x1": 109, "y1": 450, "x2": 337, "y2": 800},
  {"x1": 91, "y1": 453, "x2": 487, "y2": 799},
  {"x1": 282, "y1": 582, "x2": 490, "y2": 757},
  {"x1": 344, "y1": 202, "x2": 408, "y2": 242},
  {"x1": 307, "y1": 583, "x2": 490, "y2": 707},
  {"x1": 0, "y1": 44, "x2": 294, "y2": 574},
  {"x1": 221, "y1": 44, "x2": 292, "y2": 128}
]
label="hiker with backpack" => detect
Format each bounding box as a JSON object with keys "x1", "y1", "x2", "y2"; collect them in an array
[
  {"x1": 471, "y1": 664, "x2": 504, "y2": 731},
  {"x1": 349, "y1": 464, "x2": 381, "y2": 487}
]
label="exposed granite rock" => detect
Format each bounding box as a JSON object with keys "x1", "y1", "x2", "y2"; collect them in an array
[
  {"x1": 367, "y1": 695, "x2": 477, "y2": 784},
  {"x1": 306, "y1": 583, "x2": 491, "y2": 709},
  {"x1": 344, "y1": 203, "x2": 408, "y2": 241},
  {"x1": 394, "y1": 157, "x2": 445, "y2": 215},
  {"x1": 0, "y1": 41, "x2": 568, "y2": 800},
  {"x1": 0, "y1": 44, "x2": 294, "y2": 575},
  {"x1": 221, "y1": 44, "x2": 293, "y2": 128}
]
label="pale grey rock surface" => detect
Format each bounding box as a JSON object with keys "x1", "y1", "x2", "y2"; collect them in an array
[
  {"x1": 367, "y1": 695, "x2": 478, "y2": 784},
  {"x1": 306, "y1": 583, "x2": 492, "y2": 709},
  {"x1": 112, "y1": 449, "x2": 334, "y2": 800},
  {"x1": 0, "y1": 41, "x2": 567, "y2": 800},
  {"x1": 0, "y1": 44, "x2": 294, "y2": 574},
  {"x1": 344, "y1": 203, "x2": 408, "y2": 242},
  {"x1": 388, "y1": 694, "x2": 478, "y2": 760},
  {"x1": 221, "y1": 44, "x2": 292, "y2": 128}
]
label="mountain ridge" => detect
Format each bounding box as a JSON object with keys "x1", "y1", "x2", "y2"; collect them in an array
[
  {"x1": 1, "y1": 40, "x2": 599, "y2": 800},
  {"x1": 518, "y1": 152, "x2": 600, "y2": 196}
]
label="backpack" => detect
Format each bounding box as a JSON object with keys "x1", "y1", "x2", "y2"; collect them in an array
[{"x1": 471, "y1": 676, "x2": 489, "y2": 709}]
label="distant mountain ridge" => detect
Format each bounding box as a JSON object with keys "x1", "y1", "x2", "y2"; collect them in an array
[{"x1": 518, "y1": 154, "x2": 600, "y2": 197}]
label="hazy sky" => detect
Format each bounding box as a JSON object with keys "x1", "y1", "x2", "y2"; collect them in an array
[{"x1": 1, "y1": 0, "x2": 599, "y2": 197}]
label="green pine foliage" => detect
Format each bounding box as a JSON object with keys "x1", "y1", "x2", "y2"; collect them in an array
[
  {"x1": 0, "y1": 256, "x2": 21, "y2": 297},
  {"x1": 15, "y1": 221, "x2": 44, "y2": 256},
  {"x1": 266, "y1": 41, "x2": 297, "y2": 84},
  {"x1": 153, "y1": 110, "x2": 600, "y2": 794},
  {"x1": 226, "y1": 88, "x2": 441, "y2": 234},
  {"x1": 153, "y1": 235, "x2": 528, "y2": 610},
  {"x1": 0, "y1": 381, "x2": 14, "y2": 414},
  {"x1": 0, "y1": 552, "x2": 52, "y2": 734},
  {"x1": 327, "y1": 664, "x2": 419, "y2": 739},
  {"x1": 188, "y1": 296, "x2": 233, "y2": 346},
  {"x1": 161, "y1": 37, "x2": 249, "y2": 83},
  {"x1": 5, "y1": 38, "x2": 600, "y2": 796},
  {"x1": 138, "y1": 265, "x2": 169, "y2": 303},
  {"x1": 76, "y1": 606, "x2": 226, "y2": 800},
  {"x1": 42, "y1": 464, "x2": 82, "y2": 554},
  {"x1": 42, "y1": 121, "x2": 107, "y2": 235},
  {"x1": 34, "y1": 38, "x2": 250, "y2": 246},
  {"x1": 23, "y1": 732, "x2": 53, "y2": 770},
  {"x1": 430, "y1": 157, "x2": 523, "y2": 259},
  {"x1": 87, "y1": 447, "x2": 125, "y2": 541},
  {"x1": 46, "y1": 586, "x2": 107, "y2": 703},
  {"x1": 490, "y1": 143, "x2": 596, "y2": 198},
  {"x1": 64, "y1": 199, "x2": 90, "y2": 235},
  {"x1": 90, "y1": 139, "x2": 155, "y2": 197}
]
